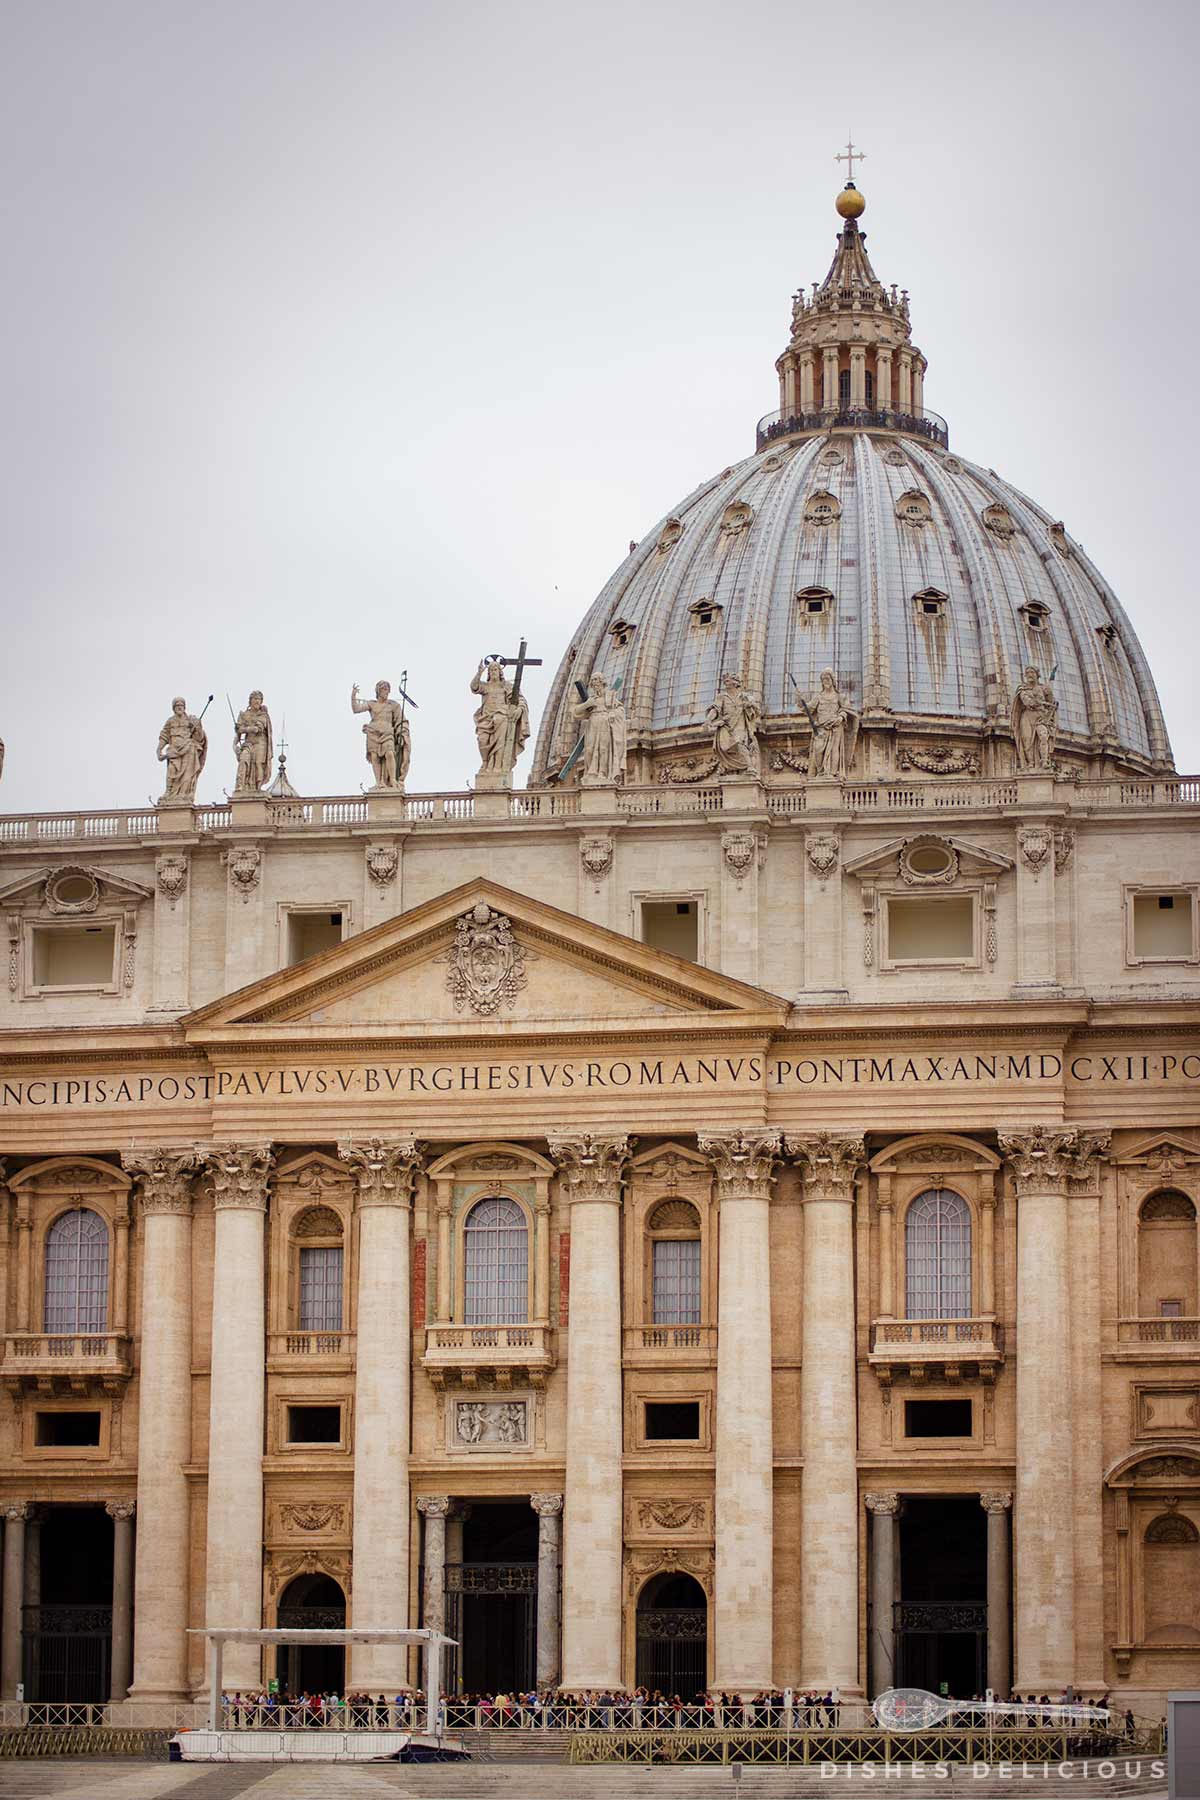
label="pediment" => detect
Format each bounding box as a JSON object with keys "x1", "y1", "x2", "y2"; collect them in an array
[
  {"x1": 1114, "y1": 1131, "x2": 1200, "y2": 1170},
  {"x1": 844, "y1": 833, "x2": 1013, "y2": 882},
  {"x1": 184, "y1": 879, "x2": 787, "y2": 1038},
  {"x1": 0, "y1": 863, "x2": 154, "y2": 912}
]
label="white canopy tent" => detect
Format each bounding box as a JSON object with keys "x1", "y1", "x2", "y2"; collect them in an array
[{"x1": 189, "y1": 1627, "x2": 457, "y2": 1735}]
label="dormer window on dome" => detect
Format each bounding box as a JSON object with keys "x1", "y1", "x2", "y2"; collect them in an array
[
  {"x1": 718, "y1": 500, "x2": 753, "y2": 538},
  {"x1": 609, "y1": 618, "x2": 636, "y2": 649},
  {"x1": 804, "y1": 490, "x2": 841, "y2": 526},
  {"x1": 688, "y1": 597, "x2": 722, "y2": 628},
  {"x1": 983, "y1": 503, "x2": 1017, "y2": 540},
  {"x1": 897, "y1": 491, "x2": 932, "y2": 528},
  {"x1": 656, "y1": 518, "x2": 683, "y2": 554},
  {"x1": 913, "y1": 588, "x2": 948, "y2": 620},
  {"x1": 1019, "y1": 600, "x2": 1051, "y2": 631},
  {"x1": 797, "y1": 586, "x2": 835, "y2": 620}
]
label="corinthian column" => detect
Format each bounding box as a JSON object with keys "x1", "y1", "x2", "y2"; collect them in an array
[
  {"x1": 417, "y1": 1496, "x2": 450, "y2": 1639},
  {"x1": 700, "y1": 1128, "x2": 780, "y2": 1692},
  {"x1": 787, "y1": 1132, "x2": 866, "y2": 1692},
  {"x1": 339, "y1": 1136, "x2": 424, "y2": 1689},
  {"x1": 998, "y1": 1126, "x2": 1081, "y2": 1691},
  {"x1": 121, "y1": 1148, "x2": 200, "y2": 1699},
  {"x1": 200, "y1": 1142, "x2": 274, "y2": 1690},
  {"x1": 548, "y1": 1133, "x2": 630, "y2": 1691}
]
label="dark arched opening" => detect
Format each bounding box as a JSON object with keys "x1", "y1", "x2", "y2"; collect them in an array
[
  {"x1": 276, "y1": 1573, "x2": 346, "y2": 1696},
  {"x1": 635, "y1": 1572, "x2": 707, "y2": 1699}
]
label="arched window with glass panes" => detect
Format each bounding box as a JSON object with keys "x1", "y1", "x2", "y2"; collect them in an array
[
  {"x1": 294, "y1": 1207, "x2": 345, "y2": 1333},
  {"x1": 463, "y1": 1196, "x2": 529, "y2": 1324},
  {"x1": 648, "y1": 1199, "x2": 702, "y2": 1325},
  {"x1": 44, "y1": 1207, "x2": 109, "y2": 1334},
  {"x1": 905, "y1": 1188, "x2": 971, "y2": 1319}
]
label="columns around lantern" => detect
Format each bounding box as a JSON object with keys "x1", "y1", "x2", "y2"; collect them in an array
[
  {"x1": 549, "y1": 1133, "x2": 629, "y2": 1691},
  {"x1": 338, "y1": 1135, "x2": 425, "y2": 1692}
]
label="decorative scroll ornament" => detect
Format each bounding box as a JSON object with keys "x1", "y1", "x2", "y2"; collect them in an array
[
  {"x1": 898, "y1": 836, "x2": 959, "y2": 885},
  {"x1": 1054, "y1": 828, "x2": 1075, "y2": 872},
  {"x1": 786, "y1": 1132, "x2": 866, "y2": 1202},
  {"x1": 44, "y1": 868, "x2": 100, "y2": 915},
  {"x1": 156, "y1": 853, "x2": 188, "y2": 908},
  {"x1": 365, "y1": 843, "x2": 398, "y2": 887},
  {"x1": 337, "y1": 1136, "x2": 424, "y2": 1206},
  {"x1": 580, "y1": 835, "x2": 614, "y2": 880},
  {"x1": 121, "y1": 1147, "x2": 201, "y2": 1216},
  {"x1": 806, "y1": 833, "x2": 840, "y2": 880},
  {"x1": 699, "y1": 1130, "x2": 781, "y2": 1201},
  {"x1": 721, "y1": 829, "x2": 763, "y2": 883},
  {"x1": 899, "y1": 745, "x2": 981, "y2": 775},
  {"x1": 200, "y1": 1143, "x2": 275, "y2": 1211},
  {"x1": 1018, "y1": 824, "x2": 1053, "y2": 873},
  {"x1": 437, "y1": 902, "x2": 530, "y2": 1015},
  {"x1": 268, "y1": 1548, "x2": 351, "y2": 1596},
  {"x1": 549, "y1": 1134, "x2": 631, "y2": 1202},
  {"x1": 223, "y1": 844, "x2": 262, "y2": 903}
]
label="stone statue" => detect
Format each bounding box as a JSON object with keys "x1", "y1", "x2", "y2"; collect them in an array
[
  {"x1": 156, "y1": 698, "x2": 208, "y2": 802},
  {"x1": 571, "y1": 672, "x2": 627, "y2": 785},
  {"x1": 1011, "y1": 665, "x2": 1058, "y2": 770},
  {"x1": 232, "y1": 691, "x2": 273, "y2": 794},
  {"x1": 808, "y1": 668, "x2": 858, "y2": 776},
  {"x1": 471, "y1": 658, "x2": 530, "y2": 779},
  {"x1": 706, "y1": 673, "x2": 762, "y2": 778},
  {"x1": 351, "y1": 681, "x2": 411, "y2": 790}
]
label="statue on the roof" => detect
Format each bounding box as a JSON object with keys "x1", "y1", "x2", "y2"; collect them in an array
[
  {"x1": 472, "y1": 657, "x2": 530, "y2": 780},
  {"x1": 351, "y1": 680, "x2": 411, "y2": 790},
  {"x1": 156, "y1": 697, "x2": 208, "y2": 803},
  {"x1": 1011, "y1": 665, "x2": 1058, "y2": 771},
  {"x1": 807, "y1": 669, "x2": 859, "y2": 777},
  {"x1": 707, "y1": 673, "x2": 762, "y2": 778},
  {"x1": 232, "y1": 691, "x2": 273, "y2": 793},
  {"x1": 572, "y1": 672, "x2": 627, "y2": 785}
]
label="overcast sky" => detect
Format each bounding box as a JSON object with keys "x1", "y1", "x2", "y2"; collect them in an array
[{"x1": 2, "y1": 0, "x2": 1198, "y2": 812}]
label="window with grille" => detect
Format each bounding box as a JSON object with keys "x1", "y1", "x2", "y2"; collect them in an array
[
  {"x1": 652, "y1": 1238, "x2": 702, "y2": 1324},
  {"x1": 905, "y1": 1189, "x2": 971, "y2": 1320},
  {"x1": 44, "y1": 1208, "x2": 109, "y2": 1334},
  {"x1": 463, "y1": 1197, "x2": 528, "y2": 1324},
  {"x1": 299, "y1": 1245, "x2": 344, "y2": 1331}
]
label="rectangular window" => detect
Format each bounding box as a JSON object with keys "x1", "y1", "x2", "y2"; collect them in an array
[
  {"x1": 904, "y1": 1398, "x2": 973, "y2": 1439},
  {"x1": 652, "y1": 1239, "x2": 702, "y2": 1324},
  {"x1": 286, "y1": 911, "x2": 344, "y2": 966},
  {"x1": 641, "y1": 900, "x2": 699, "y2": 962},
  {"x1": 1161, "y1": 1299, "x2": 1184, "y2": 1318},
  {"x1": 286, "y1": 1404, "x2": 342, "y2": 1444},
  {"x1": 886, "y1": 895, "x2": 975, "y2": 964},
  {"x1": 31, "y1": 925, "x2": 117, "y2": 989},
  {"x1": 1132, "y1": 892, "x2": 1195, "y2": 961},
  {"x1": 298, "y1": 1246, "x2": 343, "y2": 1331},
  {"x1": 644, "y1": 1400, "x2": 701, "y2": 1441},
  {"x1": 35, "y1": 1410, "x2": 101, "y2": 1448}
]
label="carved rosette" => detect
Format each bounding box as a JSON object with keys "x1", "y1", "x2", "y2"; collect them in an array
[
  {"x1": 698, "y1": 1129, "x2": 781, "y2": 1202},
  {"x1": 105, "y1": 1500, "x2": 136, "y2": 1521},
  {"x1": 530, "y1": 1492, "x2": 564, "y2": 1517},
  {"x1": 979, "y1": 1491, "x2": 1013, "y2": 1514},
  {"x1": 200, "y1": 1143, "x2": 275, "y2": 1211},
  {"x1": 416, "y1": 1495, "x2": 451, "y2": 1518},
  {"x1": 864, "y1": 1492, "x2": 901, "y2": 1516},
  {"x1": 548, "y1": 1134, "x2": 631, "y2": 1204},
  {"x1": 786, "y1": 1132, "x2": 866, "y2": 1203},
  {"x1": 998, "y1": 1126, "x2": 1110, "y2": 1196},
  {"x1": 337, "y1": 1136, "x2": 424, "y2": 1208},
  {"x1": 121, "y1": 1147, "x2": 201, "y2": 1217}
]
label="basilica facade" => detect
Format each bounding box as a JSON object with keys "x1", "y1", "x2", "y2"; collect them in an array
[{"x1": 1, "y1": 178, "x2": 1198, "y2": 1718}]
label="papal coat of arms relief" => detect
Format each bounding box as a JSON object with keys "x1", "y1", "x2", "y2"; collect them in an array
[{"x1": 437, "y1": 901, "x2": 532, "y2": 1016}]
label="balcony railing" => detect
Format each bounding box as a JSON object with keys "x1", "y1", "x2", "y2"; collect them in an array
[
  {"x1": 422, "y1": 1321, "x2": 555, "y2": 1388},
  {"x1": 624, "y1": 1324, "x2": 717, "y2": 1357},
  {"x1": 267, "y1": 1330, "x2": 356, "y2": 1369},
  {"x1": 869, "y1": 1317, "x2": 1003, "y2": 1376},
  {"x1": 756, "y1": 404, "x2": 950, "y2": 450},
  {"x1": 2, "y1": 1332, "x2": 131, "y2": 1389},
  {"x1": 1117, "y1": 1317, "x2": 1200, "y2": 1344}
]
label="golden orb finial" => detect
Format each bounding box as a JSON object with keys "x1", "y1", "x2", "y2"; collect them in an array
[{"x1": 836, "y1": 182, "x2": 866, "y2": 220}]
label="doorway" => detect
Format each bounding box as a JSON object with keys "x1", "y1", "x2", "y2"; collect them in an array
[
  {"x1": 635, "y1": 1572, "x2": 707, "y2": 1699},
  {"x1": 23, "y1": 1506, "x2": 113, "y2": 1702},
  {"x1": 896, "y1": 1496, "x2": 987, "y2": 1698},
  {"x1": 275, "y1": 1573, "x2": 346, "y2": 1695},
  {"x1": 443, "y1": 1502, "x2": 536, "y2": 1694}
]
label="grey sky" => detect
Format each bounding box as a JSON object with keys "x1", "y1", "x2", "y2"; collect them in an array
[{"x1": 2, "y1": 0, "x2": 1197, "y2": 812}]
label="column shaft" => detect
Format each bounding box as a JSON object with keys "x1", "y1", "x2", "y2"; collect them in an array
[
  {"x1": 982, "y1": 1494, "x2": 1012, "y2": 1696},
  {"x1": 532, "y1": 1494, "x2": 564, "y2": 1691},
  {"x1": 1, "y1": 1506, "x2": 28, "y2": 1700},
  {"x1": 418, "y1": 1498, "x2": 448, "y2": 1639},
  {"x1": 552, "y1": 1135, "x2": 627, "y2": 1691},
  {"x1": 866, "y1": 1495, "x2": 898, "y2": 1698},
  {"x1": 108, "y1": 1504, "x2": 135, "y2": 1702}
]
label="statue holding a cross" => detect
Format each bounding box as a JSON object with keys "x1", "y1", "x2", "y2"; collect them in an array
[{"x1": 471, "y1": 638, "x2": 539, "y2": 785}]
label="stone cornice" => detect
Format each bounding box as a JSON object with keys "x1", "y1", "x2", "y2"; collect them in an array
[
  {"x1": 786, "y1": 1132, "x2": 866, "y2": 1203},
  {"x1": 199, "y1": 1142, "x2": 274, "y2": 1211},
  {"x1": 121, "y1": 1146, "x2": 201, "y2": 1216},
  {"x1": 698, "y1": 1129, "x2": 781, "y2": 1201},
  {"x1": 548, "y1": 1133, "x2": 631, "y2": 1203},
  {"x1": 337, "y1": 1136, "x2": 424, "y2": 1207}
]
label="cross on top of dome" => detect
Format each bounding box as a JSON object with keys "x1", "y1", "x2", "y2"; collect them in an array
[{"x1": 835, "y1": 134, "x2": 866, "y2": 182}]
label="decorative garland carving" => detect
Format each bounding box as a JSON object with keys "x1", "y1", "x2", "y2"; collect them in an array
[
  {"x1": 769, "y1": 746, "x2": 810, "y2": 776},
  {"x1": 899, "y1": 746, "x2": 980, "y2": 776},
  {"x1": 280, "y1": 1501, "x2": 345, "y2": 1534},
  {"x1": 658, "y1": 756, "x2": 721, "y2": 785},
  {"x1": 637, "y1": 1499, "x2": 707, "y2": 1530}
]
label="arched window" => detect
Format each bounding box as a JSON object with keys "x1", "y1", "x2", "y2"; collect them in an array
[
  {"x1": 905, "y1": 1189, "x2": 971, "y2": 1320},
  {"x1": 463, "y1": 1197, "x2": 528, "y2": 1324},
  {"x1": 648, "y1": 1199, "x2": 702, "y2": 1325},
  {"x1": 295, "y1": 1208, "x2": 345, "y2": 1332},
  {"x1": 1143, "y1": 1510, "x2": 1200, "y2": 1644},
  {"x1": 838, "y1": 368, "x2": 851, "y2": 405},
  {"x1": 44, "y1": 1208, "x2": 109, "y2": 1334},
  {"x1": 1137, "y1": 1190, "x2": 1198, "y2": 1317}
]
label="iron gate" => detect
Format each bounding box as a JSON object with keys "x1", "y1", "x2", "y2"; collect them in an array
[
  {"x1": 22, "y1": 1605, "x2": 112, "y2": 1703},
  {"x1": 894, "y1": 1600, "x2": 987, "y2": 1696},
  {"x1": 635, "y1": 1606, "x2": 707, "y2": 1699},
  {"x1": 442, "y1": 1562, "x2": 537, "y2": 1693}
]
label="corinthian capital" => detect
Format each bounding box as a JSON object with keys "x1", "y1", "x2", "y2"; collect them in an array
[
  {"x1": 122, "y1": 1146, "x2": 201, "y2": 1216},
  {"x1": 979, "y1": 1491, "x2": 1013, "y2": 1514},
  {"x1": 199, "y1": 1142, "x2": 275, "y2": 1211},
  {"x1": 548, "y1": 1134, "x2": 630, "y2": 1203},
  {"x1": 337, "y1": 1136, "x2": 424, "y2": 1207},
  {"x1": 416, "y1": 1494, "x2": 451, "y2": 1518},
  {"x1": 698, "y1": 1129, "x2": 781, "y2": 1201},
  {"x1": 864, "y1": 1491, "x2": 901, "y2": 1516},
  {"x1": 786, "y1": 1132, "x2": 866, "y2": 1203},
  {"x1": 998, "y1": 1125, "x2": 1109, "y2": 1195}
]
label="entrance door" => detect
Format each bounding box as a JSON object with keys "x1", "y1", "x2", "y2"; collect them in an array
[
  {"x1": 23, "y1": 1506, "x2": 113, "y2": 1703},
  {"x1": 635, "y1": 1573, "x2": 707, "y2": 1700},
  {"x1": 895, "y1": 1496, "x2": 988, "y2": 1698},
  {"x1": 276, "y1": 1574, "x2": 346, "y2": 1695},
  {"x1": 442, "y1": 1502, "x2": 537, "y2": 1694}
]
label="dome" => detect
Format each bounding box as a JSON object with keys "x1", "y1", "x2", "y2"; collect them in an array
[{"x1": 534, "y1": 186, "x2": 1172, "y2": 785}]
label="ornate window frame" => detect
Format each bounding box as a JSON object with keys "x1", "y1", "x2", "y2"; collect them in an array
[
  {"x1": 624, "y1": 1143, "x2": 716, "y2": 1362},
  {"x1": 868, "y1": 1136, "x2": 1000, "y2": 1324},
  {"x1": 1106, "y1": 1445, "x2": 1200, "y2": 1673},
  {"x1": 7, "y1": 1157, "x2": 132, "y2": 1345},
  {"x1": 426, "y1": 1143, "x2": 554, "y2": 1328},
  {"x1": 630, "y1": 890, "x2": 708, "y2": 966},
  {"x1": 1123, "y1": 883, "x2": 1200, "y2": 967},
  {"x1": 1113, "y1": 1135, "x2": 1200, "y2": 1328},
  {"x1": 268, "y1": 1153, "x2": 356, "y2": 1364}
]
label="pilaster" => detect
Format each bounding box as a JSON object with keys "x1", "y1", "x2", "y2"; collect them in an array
[
  {"x1": 221, "y1": 839, "x2": 267, "y2": 992},
  {"x1": 150, "y1": 850, "x2": 192, "y2": 1013},
  {"x1": 719, "y1": 827, "x2": 765, "y2": 986},
  {"x1": 801, "y1": 828, "x2": 847, "y2": 1000}
]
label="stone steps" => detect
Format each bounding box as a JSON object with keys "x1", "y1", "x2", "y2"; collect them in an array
[{"x1": 379, "y1": 1766, "x2": 1166, "y2": 1800}]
